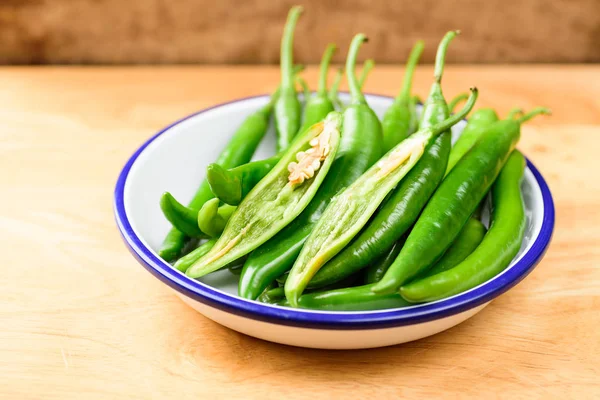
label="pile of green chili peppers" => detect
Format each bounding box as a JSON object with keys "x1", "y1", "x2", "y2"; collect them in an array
[{"x1": 158, "y1": 6, "x2": 550, "y2": 311}]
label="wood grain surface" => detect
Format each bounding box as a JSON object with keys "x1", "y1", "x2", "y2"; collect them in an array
[
  {"x1": 1, "y1": 66, "x2": 599, "y2": 399},
  {"x1": 1, "y1": 0, "x2": 599, "y2": 64}
]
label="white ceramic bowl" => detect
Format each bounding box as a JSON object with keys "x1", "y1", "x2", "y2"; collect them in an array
[{"x1": 114, "y1": 93, "x2": 554, "y2": 349}]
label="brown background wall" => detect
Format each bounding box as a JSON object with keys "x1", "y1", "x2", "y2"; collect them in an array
[{"x1": 0, "y1": 0, "x2": 598, "y2": 65}]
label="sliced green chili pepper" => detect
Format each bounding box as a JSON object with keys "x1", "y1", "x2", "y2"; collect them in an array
[
  {"x1": 285, "y1": 87, "x2": 479, "y2": 306},
  {"x1": 401, "y1": 151, "x2": 527, "y2": 302},
  {"x1": 186, "y1": 112, "x2": 342, "y2": 278},
  {"x1": 239, "y1": 33, "x2": 384, "y2": 300},
  {"x1": 206, "y1": 155, "x2": 280, "y2": 206},
  {"x1": 373, "y1": 108, "x2": 549, "y2": 294},
  {"x1": 275, "y1": 283, "x2": 411, "y2": 311},
  {"x1": 364, "y1": 239, "x2": 403, "y2": 284},
  {"x1": 424, "y1": 217, "x2": 486, "y2": 277},
  {"x1": 299, "y1": 44, "x2": 337, "y2": 132},
  {"x1": 357, "y1": 59, "x2": 375, "y2": 88},
  {"x1": 159, "y1": 90, "x2": 278, "y2": 261},
  {"x1": 448, "y1": 92, "x2": 469, "y2": 113},
  {"x1": 328, "y1": 68, "x2": 344, "y2": 110},
  {"x1": 309, "y1": 31, "x2": 458, "y2": 289},
  {"x1": 381, "y1": 40, "x2": 424, "y2": 152},
  {"x1": 274, "y1": 6, "x2": 303, "y2": 152},
  {"x1": 197, "y1": 198, "x2": 237, "y2": 237},
  {"x1": 173, "y1": 238, "x2": 218, "y2": 272},
  {"x1": 445, "y1": 108, "x2": 499, "y2": 175}
]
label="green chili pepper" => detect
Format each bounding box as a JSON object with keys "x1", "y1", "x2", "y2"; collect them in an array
[
  {"x1": 308, "y1": 31, "x2": 458, "y2": 289},
  {"x1": 401, "y1": 151, "x2": 527, "y2": 302},
  {"x1": 238, "y1": 33, "x2": 384, "y2": 300},
  {"x1": 448, "y1": 92, "x2": 469, "y2": 113},
  {"x1": 381, "y1": 40, "x2": 424, "y2": 152},
  {"x1": 373, "y1": 108, "x2": 549, "y2": 294},
  {"x1": 328, "y1": 68, "x2": 344, "y2": 110},
  {"x1": 173, "y1": 238, "x2": 218, "y2": 273},
  {"x1": 159, "y1": 192, "x2": 205, "y2": 238},
  {"x1": 444, "y1": 108, "x2": 499, "y2": 175},
  {"x1": 186, "y1": 112, "x2": 343, "y2": 278},
  {"x1": 206, "y1": 155, "x2": 280, "y2": 206},
  {"x1": 197, "y1": 198, "x2": 237, "y2": 237},
  {"x1": 364, "y1": 239, "x2": 403, "y2": 284},
  {"x1": 285, "y1": 87, "x2": 479, "y2": 306},
  {"x1": 357, "y1": 59, "x2": 375, "y2": 88},
  {"x1": 158, "y1": 91, "x2": 279, "y2": 262},
  {"x1": 299, "y1": 44, "x2": 337, "y2": 132},
  {"x1": 274, "y1": 6, "x2": 303, "y2": 152},
  {"x1": 274, "y1": 283, "x2": 411, "y2": 311},
  {"x1": 424, "y1": 217, "x2": 486, "y2": 277}
]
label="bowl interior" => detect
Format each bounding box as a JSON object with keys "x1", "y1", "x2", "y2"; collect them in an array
[{"x1": 122, "y1": 93, "x2": 544, "y2": 305}]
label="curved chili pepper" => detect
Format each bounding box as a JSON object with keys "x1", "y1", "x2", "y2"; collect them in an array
[
  {"x1": 285, "y1": 87, "x2": 479, "y2": 306},
  {"x1": 381, "y1": 40, "x2": 424, "y2": 152},
  {"x1": 308, "y1": 31, "x2": 458, "y2": 289},
  {"x1": 206, "y1": 155, "x2": 280, "y2": 206},
  {"x1": 173, "y1": 238, "x2": 218, "y2": 272},
  {"x1": 269, "y1": 283, "x2": 411, "y2": 311},
  {"x1": 423, "y1": 217, "x2": 486, "y2": 277},
  {"x1": 197, "y1": 198, "x2": 237, "y2": 237},
  {"x1": 299, "y1": 44, "x2": 337, "y2": 132},
  {"x1": 274, "y1": 6, "x2": 303, "y2": 152},
  {"x1": 448, "y1": 92, "x2": 469, "y2": 113},
  {"x1": 158, "y1": 90, "x2": 278, "y2": 261},
  {"x1": 400, "y1": 151, "x2": 527, "y2": 302},
  {"x1": 238, "y1": 34, "x2": 384, "y2": 300},
  {"x1": 373, "y1": 108, "x2": 549, "y2": 294},
  {"x1": 186, "y1": 112, "x2": 343, "y2": 278},
  {"x1": 444, "y1": 108, "x2": 499, "y2": 175},
  {"x1": 363, "y1": 239, "x2": 403, "y2": 284},
  {"x1": 160, "y1": 192, "x2": 204, "y2": 238}
]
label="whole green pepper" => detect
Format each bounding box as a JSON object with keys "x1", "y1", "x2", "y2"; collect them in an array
[
  {"x1": 285, "y1": 87, "x2": 479, "y2": 306},
  {"x1": 373, "y1": 108, "x2": 549, "y2": 294},
  {"x1": 299, "y1": 43, "x2": 337, "y2": 132},
  {"x1": 271, "y1": 283, "x2": 411, "y2": 311},
  {"x1": 274, "y1": 6, "x2": 303, "y2": 152},
  {"x1": 381, "y1": 40, "x2": 424, "y2": 152},
  {"x1": 238, "y1": 33, "x2": 384, "y2": 300},
  {"x1": 401, "y1": 151, "x2": 527, "y2": 302},
  {"x1": 424, "y1": 217, "x2": 486, "y2": 277},
  {"x1": 158, "y1": 90, "x2": 279, "y2": 261},
  {"x1": 445, "y1": 108, "x2": 499, "y2": 175},
  {"x1": 363, "y1": 239, "x2": 403, "y2": 284},
  {"x1": 206, "y1": 156, "x2": 280, "y2": 206},
  {"x1": 186, "y1": 112, "x2": 343, "y2": 278},
  {"x1": 308, "y1": 31, "x2": 458, "y2": 289},
  {"x1": 173, "y1": 238, "x2": 218, "y2": 272}
]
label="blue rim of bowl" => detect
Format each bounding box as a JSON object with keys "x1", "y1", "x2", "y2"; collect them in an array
[{"x1": 114, "y1": 93, "x2": 555, "y2": 330}]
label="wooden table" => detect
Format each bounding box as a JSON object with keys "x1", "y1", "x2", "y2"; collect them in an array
[{"x1": 2, "y1": 66, "x2": 599, "y2": 399}]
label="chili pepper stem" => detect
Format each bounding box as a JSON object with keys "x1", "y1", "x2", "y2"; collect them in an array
[
  {"x1": 281, "y1": 6, "x2": 303, "y2": 91},
  {"x1": 507, "y1": 107, "x2": 524, "y2": 120},
  {"x1": 518, "y1": 107, "x2": 552, "y2": 124},
  {"x1": 318, "y1": 44, "x2": 337, "y2": 96},
  {"x1": 358, "y1": 59, "x2": 375, "y2": 89},
  {"x1": 434, "y1": 31, "x2": 459, "y2": 84},
  {"x1": 346, "y1": 34, "x2": 368, "y2": 104},
  {"x1": 397, "y1": 40, "x2": 425, "y2": 104}
]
